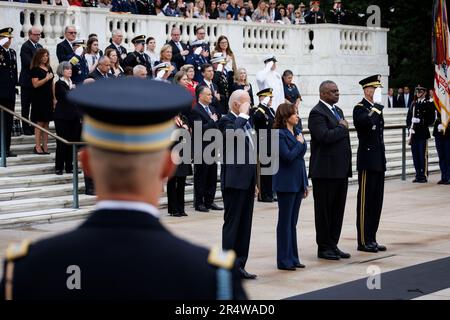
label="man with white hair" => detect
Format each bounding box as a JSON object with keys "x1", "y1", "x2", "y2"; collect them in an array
[
  {"x1": 105, "y1": 29, "x2": 128, "y2": 67},
  {"x1": 256, "y1": 54, "x2": 284, "y2": 111},
  {"x1": 218, "y1": 90, "x2": 258, "y2": 280},
  {"x1": 133, "y1": 65, "x2": 148, "y2": 78}
]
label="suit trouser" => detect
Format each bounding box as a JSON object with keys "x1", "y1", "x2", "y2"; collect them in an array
[
  {"x1": 194, "y1": 163, "x2": 217, "y2": 207},
  {"x1": 258, "y1": 172, "x2": 273, "y2": 201},
  {"x1": 411, "y1": 138, "x2": 428, "y2": 180},
  {"x1": 435, "y1": 134, "x2": 450, "y2": 182},
  {"x1": 167, "y1": 176, "x2": 186, "y2": 214},
  {"x1": 222, "y1": 186, "x2": 255, "y2": 268},
  {"x1": 276, "y1": 191, "x2": 303, "y2": 268},
  {"x1": 356, "y1": 170, "x2": 385, "y2": 246},
  {"x1": 312, "y1": 178, "x2": 348, "y2": 251},
  {"x1": 0, "y1": 99, "x2": 14, "y2": 153},
  {"x1": 54, "y1": 119, "x2": 81, "y2": 172},
  {"x1": 21, "y1": 86, "x2": 32, "y2": 131}
]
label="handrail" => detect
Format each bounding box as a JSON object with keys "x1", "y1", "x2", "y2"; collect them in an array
[{"x1": 0, "y1": 104, "x2": 86, "y2": 208}]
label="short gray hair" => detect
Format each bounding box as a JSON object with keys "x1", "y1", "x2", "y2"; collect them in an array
[
  {"x1": 319, "y1": 80, "x2": 336, "y2": 94},
  {"x1": 112, "y1": 29, "x2": 122, "y2": 37},
  {"x1": 56, "y1": 61, "x2": 72, "y2": 77},
  {"x1": 97, "y1": 55, "x2": 110, "y2": 65},
  {"x1": 64, "y1": 26, "x2": 76, "y2": 34},
  {"x1": 133, "y1": 65, "x2": 147, "y2": 75},
  {"x1": 228, "y1": 89, "x2": 247, "y2": 110}
]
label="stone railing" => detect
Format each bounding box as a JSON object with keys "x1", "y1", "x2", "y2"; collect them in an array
[{"x1": 0, "y1": 2, "x2": 389, "y2": 110}]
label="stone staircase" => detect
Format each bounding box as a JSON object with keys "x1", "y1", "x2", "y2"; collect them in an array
[{"x1": 0, "y1": 105, "x2": 439, "y2": 227}]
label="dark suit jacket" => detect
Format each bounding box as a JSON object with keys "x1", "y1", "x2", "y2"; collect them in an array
[
  {"x1": 398, "y1": 93, "x2": 413, "y2": 109},
  {"x1": 190, "y1": 103, "x2": 220, "y2": 152},
  {"x1": 0, "y1": 209, "x2": 246, "y2": 299},
  {"x1": 88, "y1": 68, "x2": 111, "y2": 80},
  {"x1": 308, "y1": 101, "x2": 352, "y2": 179},
  {"x1": 19, "y1": 40, "x2": 43, "y2": 87},
  {"x1": 268, "y1": 8, "x2": 282, "y2": 21},
  {"x1": 56, "y1": 39, "x2": 73, "y2": 63},
  {"x1": 273, "y1": 128, "x2": 308, "y2": 193},
  {"x1": 218, "y1": 112, "x2": 257, "y2": 190},
  {"x1": 199, "y1": 80, "x2": 221, "y2": 112},
  {"x1": 388, "y1": 95, "x2": 398, "y2": 108},
  {"x1": 53, "y1": 80, "x2": 81, "y2": 121},
  {"x1": 168, "y1": 40, "x2": 189, "y2": 70}
]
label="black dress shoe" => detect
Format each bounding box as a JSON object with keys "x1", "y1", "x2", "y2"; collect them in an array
[
  {"x1": 357, "y1": 244, "x2": 378, "y2": 253},
  {"x1": 437, "y1": 180, "x2": 450, "y2": 185},
  {"x1": 6, "y1": 152, "x2": 17, "y2": 157},
  {"x1": 278, "y1": 266, "x2": 296, "y2": 271},
  {"x1": 294, "y1": 263, "x2": 306, "y2": 268},
  {"x1": 85, "y1": 188, "x2": 96, "y2": 196},
  {"x1": 33, "y1": 147, "x2": 45, "y2": 155},
  {"x1": 317, "y1": 249, "x2": 340, "y2": 260},
  {"x1": 55, "y1": 170, "x2": 63, "y2": 175},
  {"x1": 412, "y1": 178, "x2": 427, "y2": 183},
  {"x1": 169, "y1": 212, "x2": 183, "y2": 217},
  {"x1": 258, "y1": 197, "x2": 273, "y2": 203},
  {"x1": 239, "y1": 268, "x2": 257, "y2": 279},
  {"x1": 179, "y1": 212, "x2": 188, "y2": 216},
  {"x1": 334, "y1": 248, "x2": 351, "y2": 259},
  {"x1": 195, "y1": 205, "x2": 209, "y2": 212},
  {"x1": 371, "y1": 242, "x2": 387, "y2": 251},
  {"x1": 207, "y1": 203, "x2": 223, "y2": 210}
]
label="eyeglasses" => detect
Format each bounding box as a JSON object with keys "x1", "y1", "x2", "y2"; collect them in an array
[
  {"x1": 67, "y1": 31, "x2": 77, "y2": 34},
  {"x1": 31, "y1": 33, "x2": 41, "y2": 36},
  {"x1": 269, "y1": 2, "x2": 276, "y2": 5}
]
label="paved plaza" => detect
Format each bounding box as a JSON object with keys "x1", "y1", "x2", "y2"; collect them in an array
[{"x1": 0, "y1": 174, "x2": 449, "y2": 300}]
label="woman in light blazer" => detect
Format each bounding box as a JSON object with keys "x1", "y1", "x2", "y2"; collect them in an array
[{"x1": 273, "y1": 103, "x2": 309, "y2": 270}]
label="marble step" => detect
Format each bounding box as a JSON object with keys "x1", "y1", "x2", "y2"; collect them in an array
[{"x1": 0, "y1": 172, "x2": 82, "y2": 189}]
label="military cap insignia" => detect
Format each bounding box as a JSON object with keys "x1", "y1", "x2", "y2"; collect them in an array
[
  {"x1": 6, "y1": 239, "x2": 31, "y2": 261},
  {"x1": 208, "y1": 246, "x2": 236, "y2": 269}
]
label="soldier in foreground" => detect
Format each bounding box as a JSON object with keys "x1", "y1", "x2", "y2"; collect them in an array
[{"x1": 0, "y1": 78, "x2": 246, "y2": 300}]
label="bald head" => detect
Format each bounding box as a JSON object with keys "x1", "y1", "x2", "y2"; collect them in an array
[{"x1": 28, "y1": 26, "x2": 42, "y2": 44}]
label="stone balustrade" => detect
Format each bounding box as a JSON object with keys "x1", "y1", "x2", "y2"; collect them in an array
[{"x1": 0, "y1": 2, "x2": 389, "y2": 110}]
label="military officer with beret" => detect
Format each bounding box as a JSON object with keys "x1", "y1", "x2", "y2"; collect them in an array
[
  {"x1": 0, "y1": 78, "x2": 246, "y2": 300},
  {"x1": 406, "y1": 86, "x2": 436, "y2": 183},
  {"x1": 353, "y1": 74, "x2": 387, "y2": 253},
  {"x1": 252, "y1": 88, "x2": 276, "y2": 203},
  {"x1": 123, "y1": 35, "x2": 153, "y2": 78},
  {"x1": 0, "y1": 27, "x2": 18, "y2": 158}
]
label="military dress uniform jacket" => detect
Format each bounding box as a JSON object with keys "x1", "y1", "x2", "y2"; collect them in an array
[
  {"x1": 353, "y1": 98, "x2": 386, "y2": 172},
  {"x1": 252, "y1": 104, "x2": 275, "y2": 155},
  {"x1": 68, "y1": 53, "x2": 89, "y2": 85},
  {"x1": 0, "y1": 45, "x2": 18, "y2": 102},
  {"x1": 406, "y1": 99, "x2": 435, "y2": 140},
  {"x1": 212, "y1": 70, "x2": 230, "y2": 115},
  {"x1": 123, "y1": 51, "x2": 153, "y2": 77},
  {"x1": 0, "y1": 209, "x2": 247, "y2": 300}
]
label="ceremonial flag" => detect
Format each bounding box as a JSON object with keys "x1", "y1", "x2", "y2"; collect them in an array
[{"x1": 432, "y1": 0, "x2": 450, "y2": 130}]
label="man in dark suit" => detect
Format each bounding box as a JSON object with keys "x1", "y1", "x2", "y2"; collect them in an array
[
  {"x1": 123, "y1": 35, "x2": 152, "y2": 78},
  {"x1": 268, "y1": 0, "x2": 281, "y2": 22},
  {"x1": 353, "y1": 75, "x2": 387, "y2": 253},
  {"x1": 168, "y1": 27, "x2": 189, "y2": 70},
  {"x1": 0, "y1": 27, "x2": 18, "y2": 158},
  {"x1": 191, "y1": 86, "x2": 223, "y2": 212},
  {"x1": 0, "y1": 78, "x2": 246, "y2": 300},
  {"x1": 387, "y1": 88, "x2": 397, "y2": 108},
  {"x1": 88, "y1": 56, "x2": 112, "y2": 80},
  {"x1": 308, "y1": 80, "x2": 352, "y2": 260},
  {"x1": 398, "y1": 86, "x2": 413, "y2": 109},
  {"x1": 200, "y1": 64, "x2": 222, "y2": 114},
  {"x1": 304, "y1": 0, "x2": 326, "y2": 24},
  {"x1": 19, "y1": 27, "x2": 43, "y2": 135},
  {"x1": 105, "y1": 29, "x2": 128, "y2": 68},
  {"x1": 218, "y1": 89, "x2": 258, "y2": 280},
  {"x1": 56, "y1": 26, "x2": 76, "y2": 62}
]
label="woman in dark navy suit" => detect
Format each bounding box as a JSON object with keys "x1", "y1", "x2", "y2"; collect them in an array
[{"x1": 273, "y1": 103, "x2": 309, "y2": 271}]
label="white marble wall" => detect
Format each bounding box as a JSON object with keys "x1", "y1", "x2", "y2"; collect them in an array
[{"x1": 0, "y1": 2, "x2": 390, "y2": 111}]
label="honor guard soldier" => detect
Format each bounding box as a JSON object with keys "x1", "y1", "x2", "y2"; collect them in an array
[
  {"x1": 406, "y1": 85, "x2": 436, "y2": 183},
  {"x1": 330, "y1": 0, "x2": 348, "y2": 25},
  {"x1": 68, "y1": 39, "x2": 89, "y2": 85},
  {"x1": 0, "y1": 78, "x2": 246, "y2": 300},
  {"x1": 252, "y1": 88, "x2": 276, "y2": 202},
  {"x1": 433, "y1": 106, "x2": 450, "y2": 185},
  {"x1": 211, "y1": 53, "x2": 230, "y2": 115},
  {"x1": 123, "y1": 35, "x2": 153, "y2": 78},
  {"x1": 0, "y1": 27, "x2": 18, "y2": 158},
  {"x1": 353, "y1": 74, "x2": 387, "y2": 253}
]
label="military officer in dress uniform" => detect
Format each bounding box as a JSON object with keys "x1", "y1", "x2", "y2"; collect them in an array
[
  {"x1": 330, "y1": 0, "x2": 348, "y2": 25},
  {"x1": 123, "y1": 35, "x2": 153, "y2": 78},
  {"x1": 252, "y1": 88, "x2": 276, "y2": 203},
  {"x1": 433, "y1": 108, "x2": 450, "y2": 185},
  {"x1": 68, "y1": 39, "x2": 89, "y2": 85},
  {"x1": 304, "y1": 0, "x2": 326, "y2": 24},
  {"x1": 353, "y1": 74, "x2": 387, "y2": 253},
  {"x1": 0, "y1": 78, "x2": 246, "y2": 300},
  {"x1": 406, "y1": 86, "x2": 436, "y2": 183},
  {"x1": 186, "y1": 39, "x2": 209, "y2": 83},
  {"x1": 0, "y1": 27, "x2": 18, "y2": 158},
  {"x1": 211, "y1": 53, "x2": 230, "y2": 115}
]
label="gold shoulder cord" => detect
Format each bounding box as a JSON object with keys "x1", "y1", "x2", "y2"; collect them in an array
[{"x1": 5, "y1": 261, "x2": 14, "y2": 300}]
